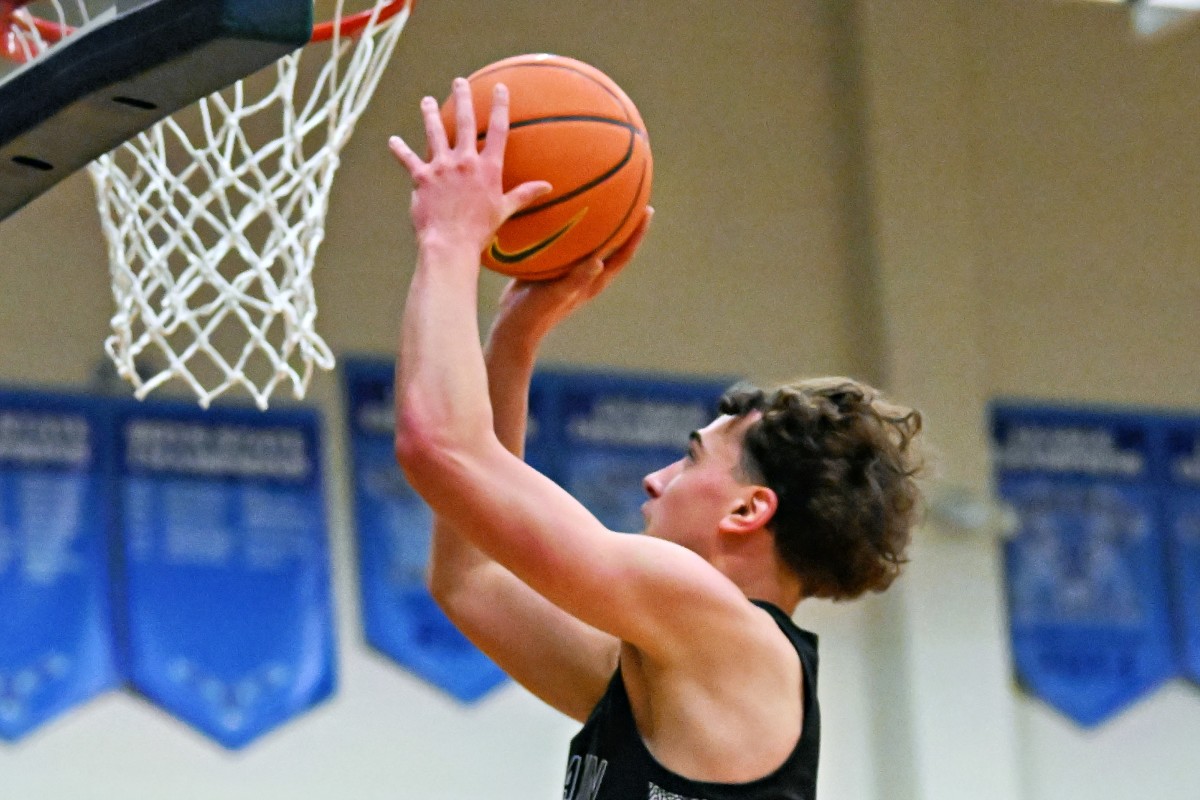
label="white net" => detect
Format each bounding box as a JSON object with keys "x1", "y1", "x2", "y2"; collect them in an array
[{"x1": 6, "y1": 1, "x2": 410, "y2": 408}]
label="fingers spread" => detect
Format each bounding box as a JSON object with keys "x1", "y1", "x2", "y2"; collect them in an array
[
  {"x1": 505, "y1": 180, "x2": 553, "y2": 217},
  {"x1": 452, "y1": 78, "x2": 477, "y2": 154},
  {"x1": 422, "y1": 95, "x2": 449, "y2": 155},
  {"x1": 388, "y1": 135, "x2": 424, "y2": 175},
  {"x1": 482, "y1": 83, "x2": 511, "y2": 162}
]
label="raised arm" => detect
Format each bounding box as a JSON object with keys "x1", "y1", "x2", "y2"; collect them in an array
[
  {"x1": 391, "y1": 80, "x2": 760, "y2": 678},
  {"x1": 423, "y1": 235, "x2": 646, "y2": 720}
]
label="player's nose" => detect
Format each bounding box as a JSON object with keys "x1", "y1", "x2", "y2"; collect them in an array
[{"x1": 643, "y1": 461, "x2": 676, "y2": 498}]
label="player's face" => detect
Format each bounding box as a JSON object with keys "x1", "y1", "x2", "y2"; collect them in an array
[{"x1": 640, "y1": 413, "x2": 759, "y2": 554}]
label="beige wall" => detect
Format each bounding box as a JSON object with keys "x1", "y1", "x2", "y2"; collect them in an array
[
  {"x1": 972, "y1": 1, "x2": 1200, "y2": 408},
  {"x1": 966, "y1": 2, "x2": 1200, "y2": 798},
  {"x1": 1, "y1": 1, "x2": 1198, "y2": 798}
]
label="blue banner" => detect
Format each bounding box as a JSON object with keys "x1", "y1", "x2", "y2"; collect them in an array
[
  {"x1": 0, "y1": 391, "x2": 118, "y2": 741},
  {"x1": 992, "y1": 405, "x2": 1176, "y2": 726},
  {"x1": 1162, "y1": 421, "x2": 1200, "y2": 683},
  {"x1": 544, "y1": 370, "x2": 731, "y2": 532},
  {"x1": 342, "y1": 358, "x2": 508, "y2": 703},
  {"x1": 112, "y1": 401, "x2": 335, "y2": 749}
]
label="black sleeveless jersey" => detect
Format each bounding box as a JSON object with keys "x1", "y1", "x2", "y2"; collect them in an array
[{"x1": 563, "y1": 600, "x2": 820, "y2": 800}]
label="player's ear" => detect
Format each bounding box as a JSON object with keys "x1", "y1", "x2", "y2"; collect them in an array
[{"x1": 719, "y1": 486, "x2": 777, "y2": 535}]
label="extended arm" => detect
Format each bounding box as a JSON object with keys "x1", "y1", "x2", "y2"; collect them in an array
[
  {"x1": 391, "y1": 80, "x2": 753, "y2": 673},
  {"x1": 424, "y1": 254, "x2": 645, "y2": 720}
]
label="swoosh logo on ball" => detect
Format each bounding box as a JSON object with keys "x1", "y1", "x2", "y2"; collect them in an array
[{"x1": 490, "y1": 208, "x2": 588, "y2": 264}]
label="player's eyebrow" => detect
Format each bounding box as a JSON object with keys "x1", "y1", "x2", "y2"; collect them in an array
[{"x1": 689, "y1": 430, "x2": 705, "y2": 451}]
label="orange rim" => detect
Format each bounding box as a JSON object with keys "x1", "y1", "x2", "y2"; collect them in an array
[
  {"x1": 1, "y1": 1, "x2": 68, "y2": 63},
  {"x1": 0, "y1": 0, "x2": 415, "y2": 62},
  {"x1": 310, "y1": 0, "x2": 414, "y2": 43}
]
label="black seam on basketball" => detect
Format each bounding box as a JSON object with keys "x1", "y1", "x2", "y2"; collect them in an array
[
  {"x1": 469, "y1": 61, "x2": 635, "y2": 124},
  {"x1": 506, "y1": 158, "x2": 647, "y2": 281},
  {"x1": 509, "y1": 127, "x2": 637, "y2": 220},
  {"x1": 578, "y1": 158, "x2": 649, "y2": 263},
  {"x1": 473, "y1": 115, "x2": 644, "y2": 141}
]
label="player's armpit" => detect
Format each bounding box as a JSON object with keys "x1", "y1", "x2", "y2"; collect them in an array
[{"x1": 431, "y1": 555, "x2": 619, "y2": 722}]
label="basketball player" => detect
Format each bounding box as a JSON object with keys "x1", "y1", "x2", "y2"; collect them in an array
[{"x1": 388, "y1": 79, "x2": 923, "y2": 800}]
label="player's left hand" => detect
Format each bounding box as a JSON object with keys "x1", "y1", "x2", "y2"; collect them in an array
[{"x1": 490, "y1": 207, "x2": 653, "y2": 344}]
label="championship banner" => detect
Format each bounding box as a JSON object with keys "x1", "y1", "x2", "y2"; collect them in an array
[
  {"x1": 544, "y1": 370, "x2": 731, "y2": 533},
  {"x1": 112, "y1": 401, "x2": 336, "y2": 749},
  {"x1": 0, "y1": 391, "x2": 118, "y2": 741},
  {"x1": 992, "y1": 405, "x2": 1175, "y2": 726},
  {"x1": 342, "y1": 358, "x2": 508, "y2": 703},
  {"x1": 1162, "y1": 420, "x2": 1200, "y2": 683}
]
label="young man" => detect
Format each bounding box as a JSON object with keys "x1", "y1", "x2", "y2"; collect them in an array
[{"x1": 389, "y1": 79, "x2": 923, "y2": 800}]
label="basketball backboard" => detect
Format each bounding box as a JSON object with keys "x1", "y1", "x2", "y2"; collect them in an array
[{"x1": 0, "y1": 0, "x2": 313, "y2": 221}]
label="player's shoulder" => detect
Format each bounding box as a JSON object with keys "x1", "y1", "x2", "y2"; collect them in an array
[{"x1": 641, "y1": 586, "x2": 799, "y2": 671}]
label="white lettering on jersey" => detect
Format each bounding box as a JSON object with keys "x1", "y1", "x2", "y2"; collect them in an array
[
  {"x1": 648, "y1": 782, "x2": 706, "y2": 800},
  {"x1": 564, "y1": 754, "x2": 608, "y2": 800}
]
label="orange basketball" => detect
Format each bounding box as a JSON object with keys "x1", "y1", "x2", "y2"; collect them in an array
[{"x1": 440, "y1": 54, "x2": 653, "y2": 280}]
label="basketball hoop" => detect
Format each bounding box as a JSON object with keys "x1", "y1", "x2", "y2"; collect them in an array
[{"x1": 2, "y1": 1, "x2": 414, "y2": 409}]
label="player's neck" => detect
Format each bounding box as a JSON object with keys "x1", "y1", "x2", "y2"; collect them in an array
[
  {"x1": 713, "y1": 537, "x2": 802, "y2": 615},
  {"x1": 739, "y1": 576, "x2": 802, "y2": 616}
]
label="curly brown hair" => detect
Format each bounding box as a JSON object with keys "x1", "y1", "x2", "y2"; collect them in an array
[{"x1": 718, "y1": 377, "x2": 924, "y2": 600}]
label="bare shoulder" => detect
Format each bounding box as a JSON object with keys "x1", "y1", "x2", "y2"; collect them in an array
[{"x1": 621, "y1": 599, "x2": 804, "y2": 784}]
